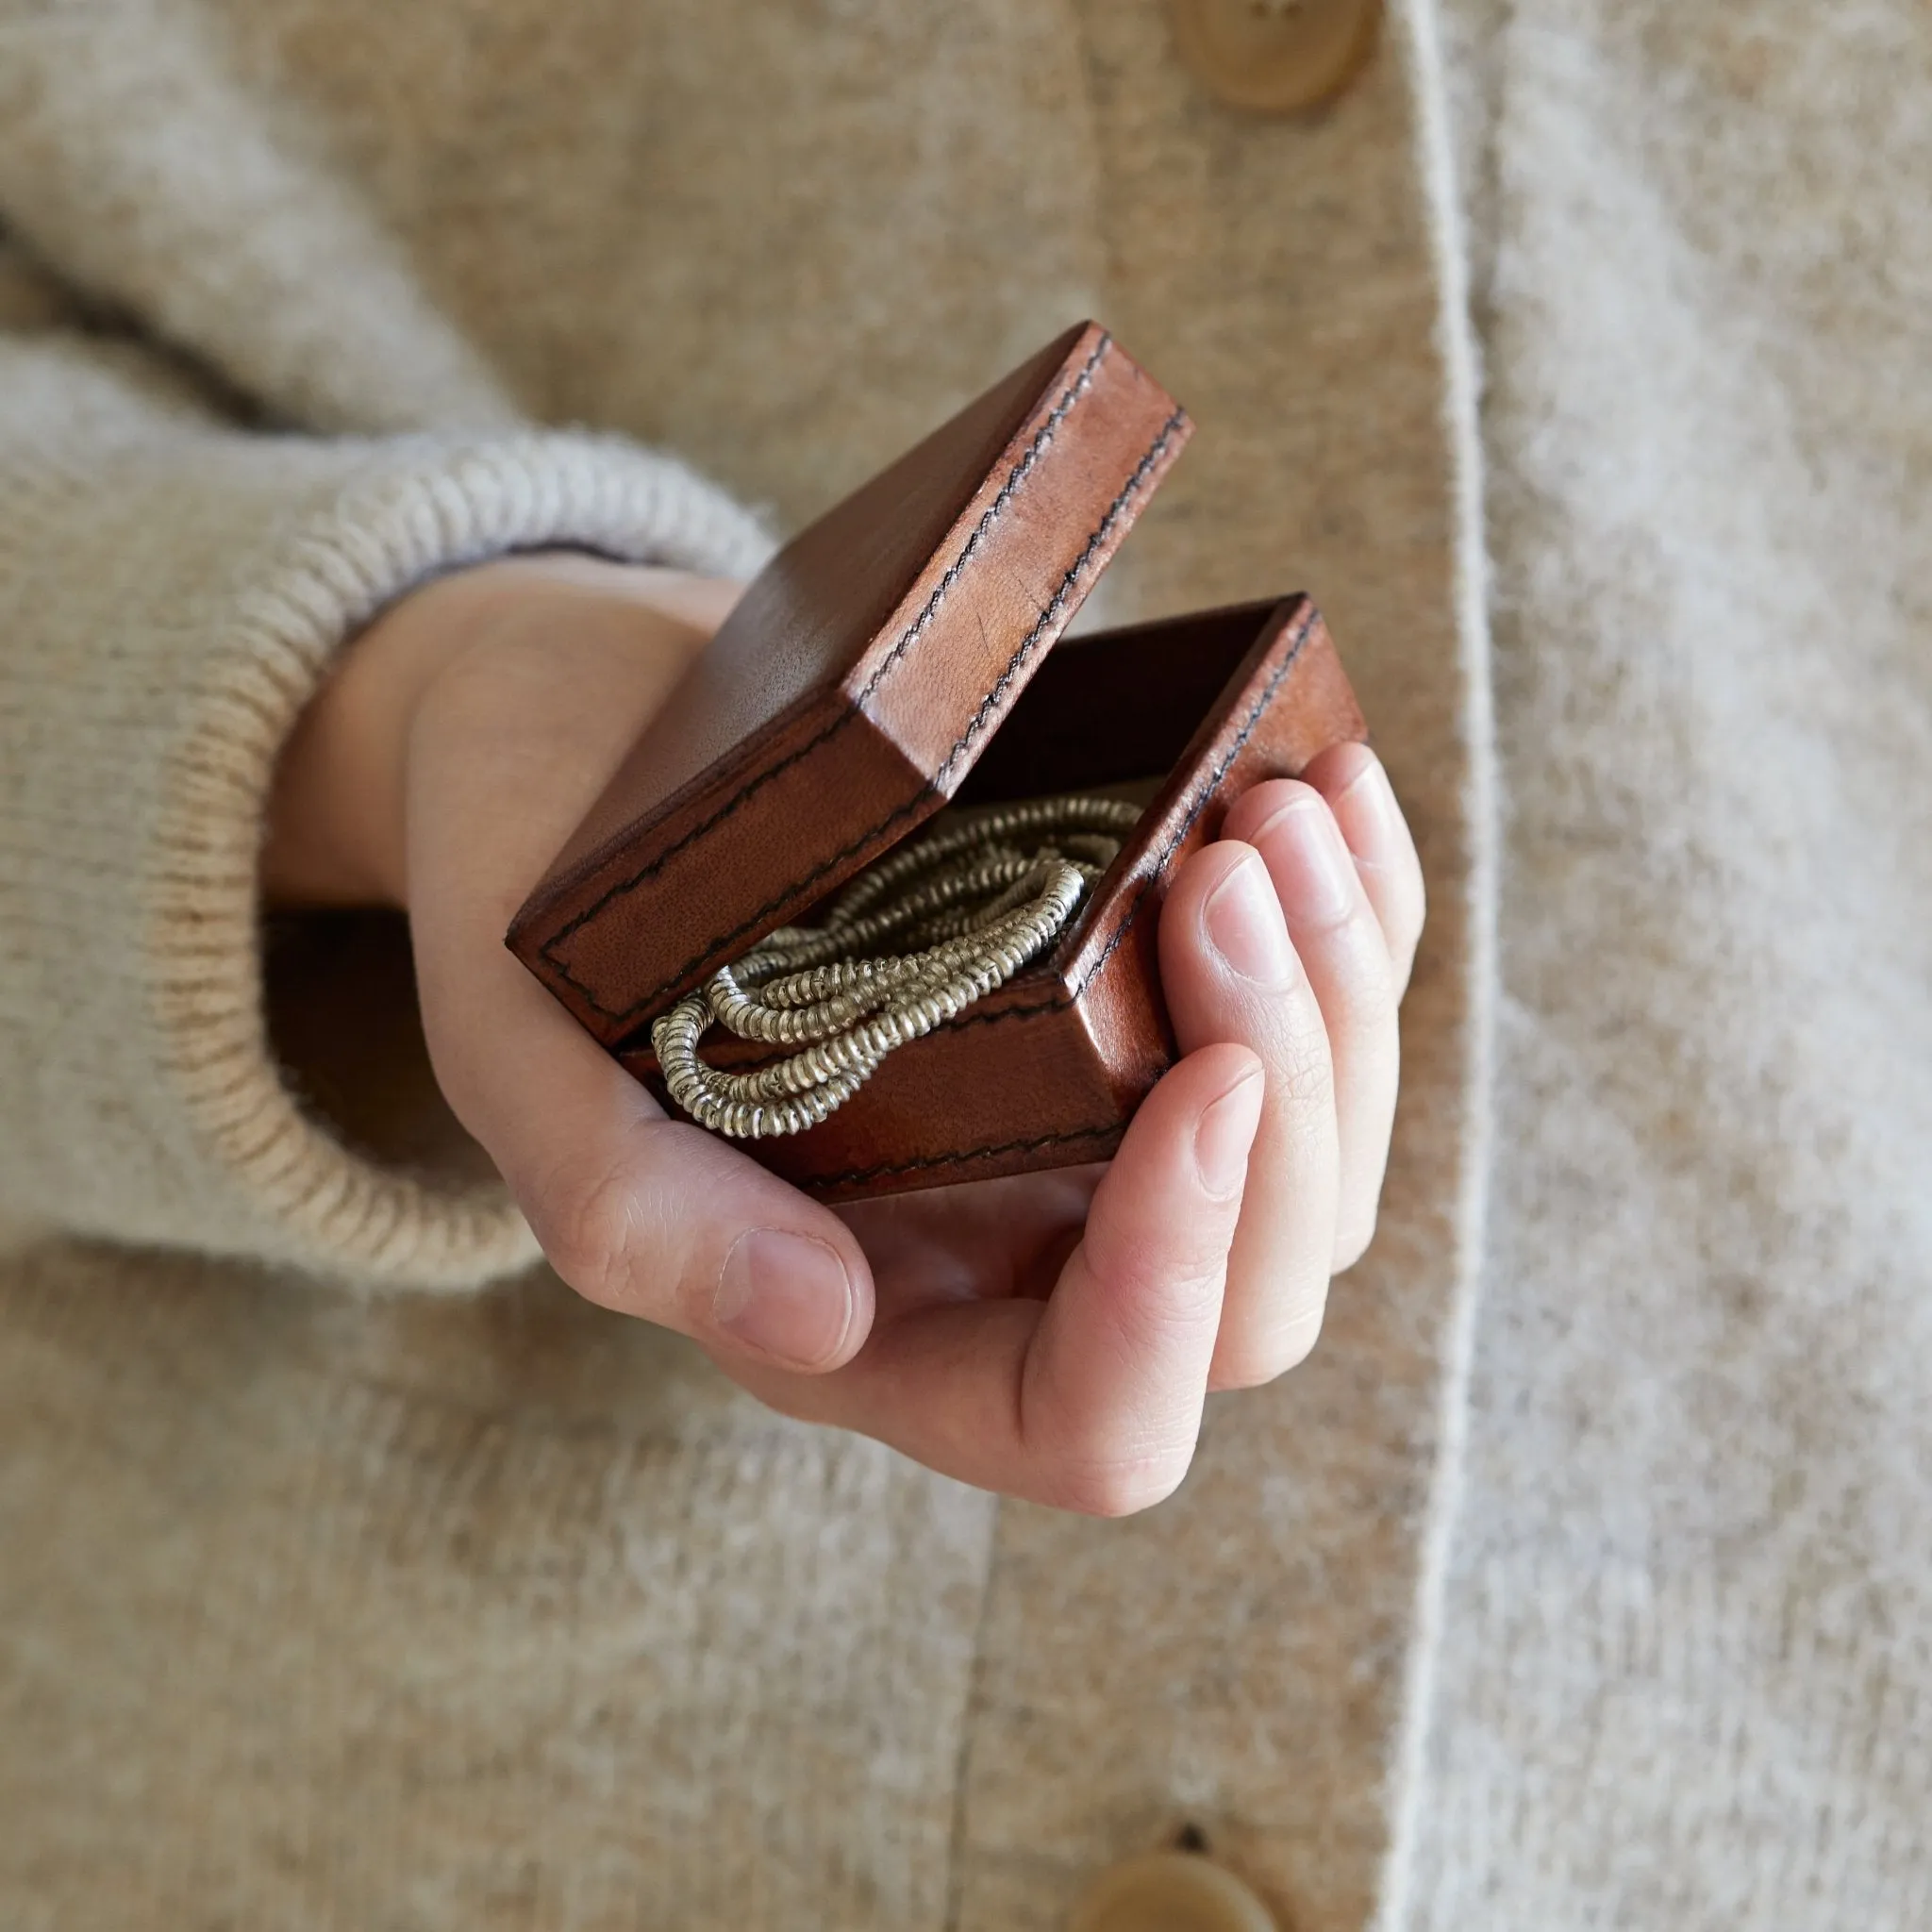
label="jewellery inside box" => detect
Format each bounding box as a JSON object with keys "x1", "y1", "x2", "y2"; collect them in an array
[
  {"x1": 507, "y1": 323, "x2": 1366, "y2": 1202},
  {"x1": 650, "y1": 791, "x2": 1149, "y2": 1141}
]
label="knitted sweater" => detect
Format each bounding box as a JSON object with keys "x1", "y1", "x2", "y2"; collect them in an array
[{"x1": 0, "y1": 2, "x2": 1924, "y2": 1926}]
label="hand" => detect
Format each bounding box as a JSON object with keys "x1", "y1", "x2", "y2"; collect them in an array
[{"x1": 265, "y1": 557, "x2": 1424, "y2": 1512}]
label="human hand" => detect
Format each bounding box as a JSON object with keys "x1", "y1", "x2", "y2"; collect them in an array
[{"x1": 265, "y1": 556, "x2": 1424, "y2": 1512}]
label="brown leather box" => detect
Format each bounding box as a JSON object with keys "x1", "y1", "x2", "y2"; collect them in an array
[{"x1": 507, "y1": 323, "x2": 1366, "y2": 1201}]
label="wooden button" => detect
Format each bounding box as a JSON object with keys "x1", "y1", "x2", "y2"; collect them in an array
[
  {"x1": 1167, "y1": 0, "x2": 1381, "y2": 112},
  {"x1": 1070, "y1": 1851, "x2": 1276, "y2": 1932}
]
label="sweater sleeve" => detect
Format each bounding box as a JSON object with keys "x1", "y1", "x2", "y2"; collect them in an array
[{"x1": 0, "y1": 326, "x2": 774, "y2": 1288}]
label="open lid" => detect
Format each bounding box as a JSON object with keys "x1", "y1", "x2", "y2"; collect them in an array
[{"x1": 506, "y1": 322, "x2": 1191, "y2": 1047}]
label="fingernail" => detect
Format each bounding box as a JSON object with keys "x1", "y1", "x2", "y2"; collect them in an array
[
  {"x1": 1337, "y1": 748, "x2": 1401, "y2": 825},
  {"x1": 1258, "y1": 797, "x2": 1357, "y2": 930},
  {"x1": 1205, "y1": 850, "x2": 1295, "y2": 985},
  {"x1": 1332, "y1": 751, "x2": 1407, "y2": 858},
  {"x1": 1195, "y1": 1067, "x2": 1264, "y2": 1199},
  {"x1": 714, "y1": 1228, "x2": 855, "y2": 1370}
]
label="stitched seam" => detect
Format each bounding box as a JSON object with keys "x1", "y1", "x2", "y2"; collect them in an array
[
  {"x1": 551, "y1": 402, "x2": 1189, "y2": 1027},
  {"x1": 930, "y1": 410, "x2": 1187, "y2": 789},
  {"x1": 816, "y1": 1124, "x2": 1123, "y2": 1191},
  {"x1": 641, "y1": 409, "x2": 1186, "y2": 1003},
  {"x1": 855, "y1": 330, "x2": 1111, "y2": 704},
  {"x1": 537, "y1": 331, "x2": 1112, "y2": 977}
]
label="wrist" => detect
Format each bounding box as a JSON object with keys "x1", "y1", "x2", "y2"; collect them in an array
[
  {"x1": 261, "y1": 566, "x2": 483, "y2": 907},
  {"x1": 260, "y1": 555, "x2": 740, "y2": 908}
]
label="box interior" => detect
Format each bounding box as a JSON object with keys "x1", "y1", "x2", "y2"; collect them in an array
[
  {"x1": 953, "y1": 603, "x2": 1270, "y2": 807},
  {"x1": 941, "y1": 600, "x2": 1276, "y2": 964}
]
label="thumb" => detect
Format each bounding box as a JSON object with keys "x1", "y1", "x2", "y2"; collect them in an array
[{"x1": 431, "y1": 951, "x2": 875, "y2": 1374}]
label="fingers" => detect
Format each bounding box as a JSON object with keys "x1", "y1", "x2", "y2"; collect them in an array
[
  {"x1": 1298, "y1": 742, "x2": 1426, "y2": 997},
  {"x1": 1223, "y1": 774, "x2": 1401, "y2": 1272},
  {"x1": 1158, "y1": 841, "x2": 1342, "y2": 1388},
  {"x1": 732, "y1": 1044, "x2": 1261, "y2": 1514}
]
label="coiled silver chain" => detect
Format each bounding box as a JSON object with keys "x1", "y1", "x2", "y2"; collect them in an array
[{"x1": 652, "y1": 794, "x2": 1141, "y2": 1138}]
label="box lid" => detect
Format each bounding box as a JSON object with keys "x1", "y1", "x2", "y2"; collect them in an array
[{"x1": 506, "y1": 322, "x2": 1191, "y2": 1047}]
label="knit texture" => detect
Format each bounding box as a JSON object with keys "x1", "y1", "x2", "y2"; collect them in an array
[
  {"x1": 0, "y1": 329, "x2": 771, "y2": 1283},
  {"x1": 1404, "y1": 3, "x2": 1932, "y2": 1924}
]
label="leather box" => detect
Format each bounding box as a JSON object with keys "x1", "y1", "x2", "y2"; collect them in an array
[{"x1": 507, "y1": 322, "x2": 1366, "y2": 1201}]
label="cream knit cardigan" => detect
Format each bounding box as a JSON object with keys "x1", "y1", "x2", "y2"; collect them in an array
[{"x1": 0, "y1": 2, "x2": 1925, "y2": 1927}]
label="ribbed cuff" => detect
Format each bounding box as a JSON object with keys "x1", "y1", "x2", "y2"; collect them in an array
[{"x1": 0, "y1": 420, "x2": 771, "y2": 1287}]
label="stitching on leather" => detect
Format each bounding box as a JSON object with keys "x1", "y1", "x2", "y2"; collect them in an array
[
  {"x1": 548, "y1": 399, "x2": 1189, "y2": 1027},
  {"x1": 854, "y1": 330, "x2": 1111, "y2": 704},
  {"x1": 536, "y1": 331, "x2": 1112, "y2": 985},
  {"x1": 814, "y1": 1124, "x2": 1123, "y2": 1191},
  {"x1": 628, "y1": 408, "x2": 1186, "y2": 1007},
  {"x1": 933, "y1": 409, "x2": 1187, "y2": 790}
]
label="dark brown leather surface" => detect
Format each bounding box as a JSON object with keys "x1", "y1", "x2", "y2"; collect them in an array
[
  {"x1": 508, "y1": 321, "x2": 1190, "y2": 1046},
  {"x1": 507, "y1": 325, "x2": 1367, "y2": 1199}
]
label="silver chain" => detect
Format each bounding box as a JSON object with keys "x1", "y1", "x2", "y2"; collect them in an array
[{"x1": 652, "y1": 794, "x2": 1142, "y2": 1138}]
